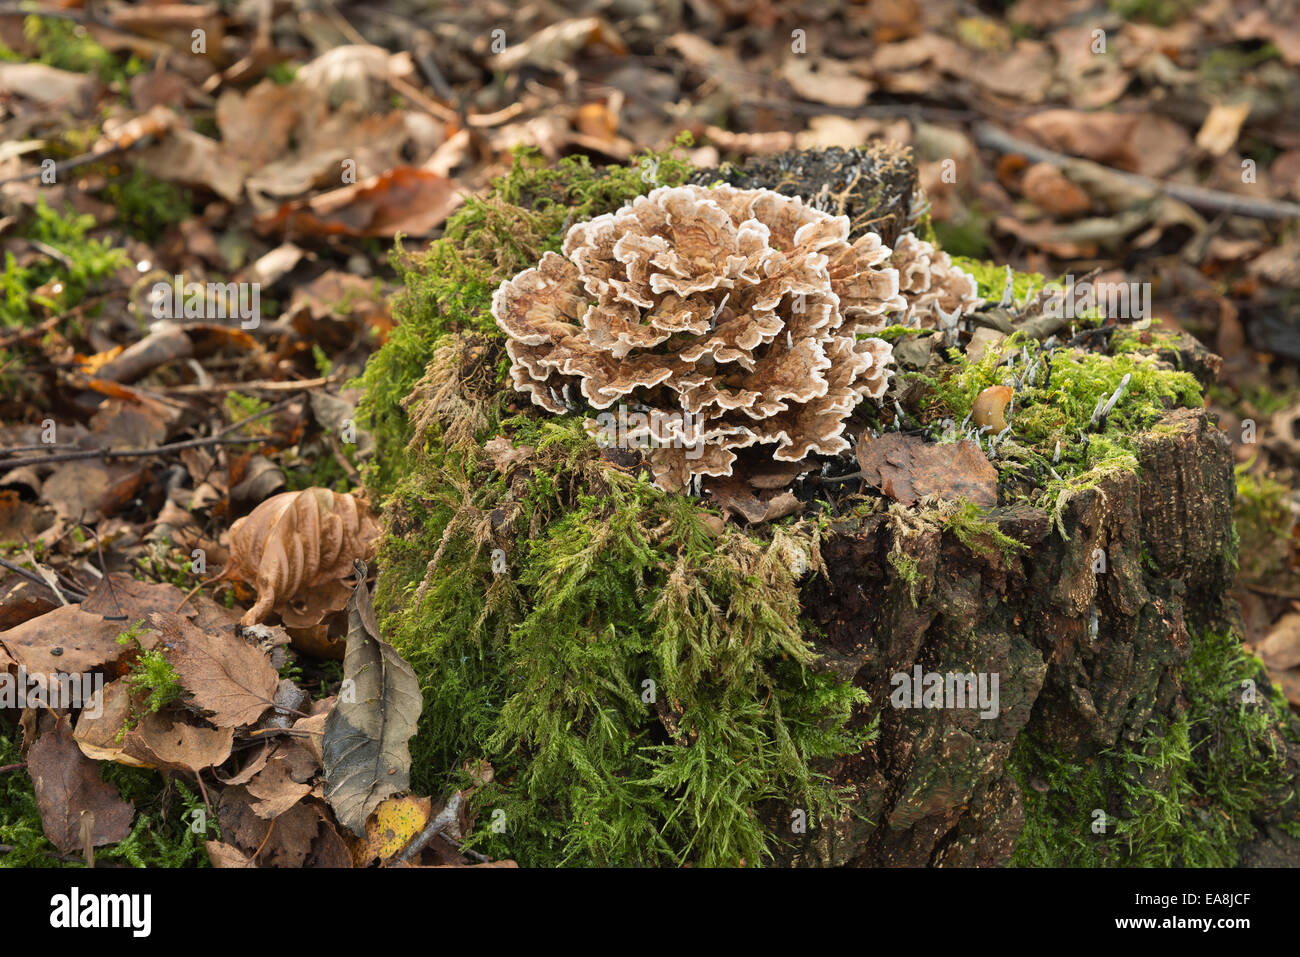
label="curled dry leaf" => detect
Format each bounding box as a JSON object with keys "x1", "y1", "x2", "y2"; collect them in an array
[{"x1": 223, "y1": 488, "x2": 380, "y2": 626}]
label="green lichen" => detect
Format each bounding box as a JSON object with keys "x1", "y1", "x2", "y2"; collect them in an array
[{"x1": 1010, "y1": 630, "x2": 1297, "y2": 866}]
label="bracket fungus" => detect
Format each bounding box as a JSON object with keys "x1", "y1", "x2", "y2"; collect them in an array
[
  {"x1": 492, "y1": 183, "x2": 906, "y2": 494},
  {"x1": 891, "y1": 232, "x2": 983, "y2": 329}
]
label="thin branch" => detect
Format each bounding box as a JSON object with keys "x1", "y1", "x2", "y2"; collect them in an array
[
  {"x1": 973, "y1": 123, "x2": 1300, "y2": 221},
  {"x1": 0, "y1": 434, "x2": 272, "y2": 471}
]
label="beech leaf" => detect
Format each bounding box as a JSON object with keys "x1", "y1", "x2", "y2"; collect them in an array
[
  {"x1": 153, "y1": 612, "x2": 279, "y2": 728},
  {"x1": 223, "y1": 488, "x2": 380, "y2": 626},
  {"x1": 323, "y1": 563, "x2": 422, "y2": 836}
]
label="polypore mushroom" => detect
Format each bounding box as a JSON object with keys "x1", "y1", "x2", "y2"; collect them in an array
[
  {"x1": 891, "y1": 232, "x2": 983, "y2": 329},
  {"x1": 492, "y1": 183, "x2": 906, "y2": 494}
]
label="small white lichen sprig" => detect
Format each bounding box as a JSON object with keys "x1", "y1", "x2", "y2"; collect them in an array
[{"x1": 492, "y1": 184, "x2": 906, "y2": 494}]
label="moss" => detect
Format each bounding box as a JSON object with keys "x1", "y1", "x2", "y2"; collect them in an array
[
  {"x1": 98, "y1": 169, "x2": 193, "y2": 240},
  {"x1": 377, "y1": 418, "x2": 869, "y2": 865},
  {"x1": 357, "y1": 139, "x2": 696, "y2": 498},
  {"x1": 0, "y1": 724, "x2": 211, "y2": 868},
  {"x1": 942, "y1": 500, "x2": 1028, "y2": 562},
  {"x1": 950, "y1": 256, "x2": 1046, "y2": 303},
  {"x1": 1010, "y1": 630, "x2": 1296, "y2": 866},
  {"x1": 1234, "y1": 460, "x2": 1293, "y2": 584}
]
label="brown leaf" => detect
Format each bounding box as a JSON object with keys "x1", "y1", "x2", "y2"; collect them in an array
[
  {"x1": 254, "y1": 167, "x2": 463, "y2": 238},
  {"x1": 246, "y1": 755, "x2": 313, "y2": 819},
  {"x1": 1020, "y1": 163, "x2": 1091, "y2": 217},
  {"x1": 1259, "y1": 613, "x2": 1300, "y2": 672},
  {"x1": 707, "y1": 478, "x2": 803, "y2": 524},
  {"x1": 73, "y1": 678, "x2": 151, "y2": 767},
  {"x1": 0, "y1": 574, "x2": 188, "y2": 679},
  {"x1": 856, "y1": 433, "x2": 997, "y2": 507},
  {"x1": 1016, "y1": 110, "x2": 1141, "y2": 171},
  {"x1": 1195, "y1": 103, "x2": 1251, "y2": 158},
  {"x1": 483, "y1": 435, "x2": 535, "y2": 474},
  {"x1": 206, "y1": 840, "x2": 256, "y2": 868},
  {"x1": 153, "y1": 611, "x2": 278, "y2": 727},
  {"x1": 28, "y1": 715, "x2": 134, "y2": 855},
  {"x1": 127, "y1": 710, "x2": 234, "y2": 772},
  {"x1": 223, "y1": 488, "x2": 380, "y2": 626}
]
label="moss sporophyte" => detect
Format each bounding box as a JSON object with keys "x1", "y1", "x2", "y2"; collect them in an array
[{"x1": 356, "y1": 147, "x2": 1291, "y2": 865}]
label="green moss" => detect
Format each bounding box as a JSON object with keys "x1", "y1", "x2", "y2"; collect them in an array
[
  {"x1": 9, "y1": 15, "x2": 143, "y2": 83},
  {"x1": 99, "y1": 169, "x2": 193, "y2": 240},
  {"x1": 942, "y1": 500, "x2": 1028, "y2": 562},
  {"x1": 0, "y1": 725, "x2": 211, "y2": 868},
  {"x1": 1234, "y1": 461, "x2": 1292, "y2": 583},
  {"x1": 357, "y1": 139, "x2": 696, "y2": 498},
  {"x1": 1010, "y1": 631, "x2": 1296, "y2": 866},
  {"x1": 950, "y1": 256, "x2": 1046, "y2": 303}
]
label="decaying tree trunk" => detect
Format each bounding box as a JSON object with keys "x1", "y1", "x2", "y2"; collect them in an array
[
  {"x1": 702, "y1": 143, "x2": 1297, "y2": 867},
  {"x1": 779, "y1": 408, "x2": 1237, "y2": 866}
]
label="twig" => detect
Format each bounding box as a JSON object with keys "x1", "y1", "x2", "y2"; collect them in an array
[
  {"x1": 392, "y1": 791, "x2": 464, "y2": 865},
  {"x1": 973, "y1": 123, "x2": 1300, "y2": 221},
  {"x1": 24, "y1": 549, "x2": 70, "y2": 606},
  {"x1": 0, "y1": 434, "x2": 272, "y2": 471},
  {"x1": 0, "y1": 763, "x2": 25, "y2": 774},
  {"x1": 162, "y1": 375, "x2": 336, "y2": 396},
  {"x1": 0, "y1": 555, "x2": 88, "y2": 600}
]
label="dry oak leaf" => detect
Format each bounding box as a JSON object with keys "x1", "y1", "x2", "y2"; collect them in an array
[
  {"x1": 151, "y1": 611, "x2": 278, "y2": 727},
  {"x1": 223, "y1": 488, "x2": 380, "y2": 626},
  {"x1": 856, "y1": 433, "x2": 997, "y2": 507},
  {"x1": 73, "y1": 678, "x2": 152, "y2": 767},
  {"x1": 28, "y1": 715, "x2": 134, "y2": 855}
]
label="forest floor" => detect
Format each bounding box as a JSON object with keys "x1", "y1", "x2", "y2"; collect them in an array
[{"x1": 0, "y1": 0, "x2": 1297, "y2": 867}]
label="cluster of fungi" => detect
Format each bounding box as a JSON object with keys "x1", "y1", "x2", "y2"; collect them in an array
[{"x1": 492, "y1": 183, "x2": 980, "y2": 499}]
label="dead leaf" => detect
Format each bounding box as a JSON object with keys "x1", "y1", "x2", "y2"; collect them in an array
[
  {"x1": 1021, "y1": 163, "x2": 1091, "y2": 216},
  {"x1": 1259, "y1": 613, "x2": 1300, "y2": 671},
  {"x1": 254, "y1": 167, "x2": 463, "y2": 238},
  {"x1": 28, "y1": 715, "x2": 134, "y2": 855},
  {"x1": 246, "y1": 755, "x2": 313, "y2": 819},
  {"x1": 152, "y1": 611, "x2": 278, "y2": 727},
  {"x1": 73, "y1": 678, "x2": 150, "y2": 767},
  {"x1": 483, "y1": 435, "x2": 535, "y2": 474},
  {"x1": 363, "y1": 794, "x2": 431, "y2": 863},
  {"x1": 322, "y1": 566, "x2": 422, "y2": 836},
  {"x1": 1195, "y1": 103, "x2": 1252, "y2": 158},
  {"x1": 0, "y1": 63, "x2": 96, "y2": 110},
  {"x1": 223, "y1": 488, "x2": 380, "y2": 625},
  {"x1": 707, "y1": 479, "x2": 803, "y2": 524},
  {"x1": 489, "y1": 17, "x2": 626, "y2": 71},
  {"x1": 781, "y1": 58, "x2": 873, "y2": 107},
  {"x1": 128, "y1": 710, "x2": 234, "y2": 772},
  {"x1": 856, "y1": 433, "x2": 998, "y2": 507},
  {"x1": 206, "y1": 840, "x2": 256, "y2": 868}
]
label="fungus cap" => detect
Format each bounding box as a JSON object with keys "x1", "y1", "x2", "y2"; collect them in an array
[{"x1": 493, "y1": 184, "x2": 906, "y2": 492}]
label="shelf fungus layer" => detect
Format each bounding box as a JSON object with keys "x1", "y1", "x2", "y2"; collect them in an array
[{"x1": 493, "y1": 183, "x2": 906, "y2": 493}]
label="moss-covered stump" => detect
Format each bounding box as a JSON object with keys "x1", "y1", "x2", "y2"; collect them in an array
[{"x1": 359, "y1": 143, "x2": 1300, "y2": 867}]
